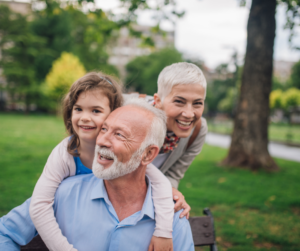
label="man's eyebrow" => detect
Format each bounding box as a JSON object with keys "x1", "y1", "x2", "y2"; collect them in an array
[{"x1": 102, "y1": 122, "x2": 130, "y2": 136}]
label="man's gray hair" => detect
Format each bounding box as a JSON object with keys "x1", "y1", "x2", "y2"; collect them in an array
[
  {"x1": 157, "y1": 62, "x2": 207, "y2": 101},
  {"x1": 124, "y1": 98, "x2": 167, "y2": 150}
]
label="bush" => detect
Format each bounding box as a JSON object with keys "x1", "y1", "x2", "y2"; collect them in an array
[{"x1": 45, "y1": 52, "x2": 86, "y2": 102}]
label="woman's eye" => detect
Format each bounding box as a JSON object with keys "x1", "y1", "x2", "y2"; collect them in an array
[
  {"x1": 174, "y1": 100, "x2": 183, "y2": 104},
  {"x1": 194, "y1": 102, "x2": 203, "y2": 106}
]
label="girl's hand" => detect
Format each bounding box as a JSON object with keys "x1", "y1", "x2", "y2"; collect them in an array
[
  {"x1": 172, "y1": 187, "x2": 191, "y2": 219},
  {"x1": 148, "y1": 236, "x2": 173, "y2": 251}
]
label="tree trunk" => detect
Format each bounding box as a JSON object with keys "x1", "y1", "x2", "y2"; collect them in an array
[{"x1": 222, "y1": 0, "x2": 279, "y2": 171}]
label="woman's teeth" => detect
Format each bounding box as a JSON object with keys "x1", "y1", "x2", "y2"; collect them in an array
[{"x1": 177, "y1": 120, "x2": 192, "y2": 126}]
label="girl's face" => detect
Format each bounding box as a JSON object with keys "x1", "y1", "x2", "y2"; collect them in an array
[
  {"x1": 72, "y1": 90, "x2": 111, "y2": 145},
  {"x1": 154, "y1": 84, "x2": 205, "y2": 138}
]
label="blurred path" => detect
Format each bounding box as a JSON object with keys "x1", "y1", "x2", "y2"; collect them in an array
[{"x1": 205, "y1": 133, "x2": 300, "y2": 163}]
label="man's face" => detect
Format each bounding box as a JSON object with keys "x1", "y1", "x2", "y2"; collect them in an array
[{"x1": 92, "y1": 106, "x2": 153, "y2": 180}]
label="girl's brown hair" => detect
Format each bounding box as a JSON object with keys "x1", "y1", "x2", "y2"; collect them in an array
[{"x1": 62, "y1": 72, "x2": 123, "y2": 156}]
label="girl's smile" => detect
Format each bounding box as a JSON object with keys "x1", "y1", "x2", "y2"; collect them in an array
[{"x1": 72, "y1": 90, "x2": 111, "y2": 145}]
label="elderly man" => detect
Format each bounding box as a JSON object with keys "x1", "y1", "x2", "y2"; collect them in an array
[{"x1": 0, "y1": 99, "x2": 194, "y2": 251}]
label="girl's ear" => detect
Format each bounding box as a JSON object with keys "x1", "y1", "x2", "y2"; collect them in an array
[{"x1": 153, "y1": 93, "x2": 162, "y2": 109}]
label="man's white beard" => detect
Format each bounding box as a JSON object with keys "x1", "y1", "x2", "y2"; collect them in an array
[{"x1": 92, "y1": 145, "x2": 144, "y2": 180}]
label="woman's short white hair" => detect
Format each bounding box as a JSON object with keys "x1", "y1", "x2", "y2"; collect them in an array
[
  {"x1": 157, "y1": 62, "x2": 207, "y2": 101},
  {"x1": 124, "y1": 98, "x2": 167, "y2": 150}
]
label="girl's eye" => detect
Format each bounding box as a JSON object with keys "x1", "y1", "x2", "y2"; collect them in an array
[
  {"x1": 74, "y1": 107, "x2": 82, "y2": 111},
  {"x1": 93, "y1": 109, "x2": 101, "y2": 113}
]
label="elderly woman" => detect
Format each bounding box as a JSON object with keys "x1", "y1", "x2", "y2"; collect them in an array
[{"x1": 151, "y1": 62, "x2": 207, "y2": 217}]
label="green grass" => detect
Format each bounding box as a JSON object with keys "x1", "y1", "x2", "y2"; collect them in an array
[
  {"x1": 1, "y1": 114, "x2": 300, "y2": 251},
  {"x1": 207, "y1": 120, "x2": 300, "y2": 145},
  {"x1": 0, "y1": 114, "x2": 66, "y2": 216},
  {"x1": 180, "y1": 145, "x2": 300, "y2": 251}
]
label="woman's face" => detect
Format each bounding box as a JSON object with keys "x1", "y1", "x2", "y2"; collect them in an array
[{"x1": 154, "y1": 84, "x2": 205, "y2": 138}]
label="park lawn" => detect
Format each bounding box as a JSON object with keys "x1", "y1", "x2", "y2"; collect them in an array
[
  {"x1": 1, "y1": 114, "x2": 300, "y2": 251},
  {"x1": 207, "y1": 120, "x2": 300, "y2": 145}
]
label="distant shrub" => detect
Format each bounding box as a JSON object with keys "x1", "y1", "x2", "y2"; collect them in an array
[{"x1": 45, "y1": 52, "x2": 86, "y2": 101}]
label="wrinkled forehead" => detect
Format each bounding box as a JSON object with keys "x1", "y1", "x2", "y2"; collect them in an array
[{"x1": 104, "y1": 106, "x2": 153, "y2": 134}]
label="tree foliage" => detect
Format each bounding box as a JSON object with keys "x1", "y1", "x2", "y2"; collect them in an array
[
  {"x1": 289, "y1": 60, "x2": 300, "y2": 89},
  {"x1": 0, "y1": 5, "x2": 46, "y2": 111},
  {"x1": 270, "y1": 88, "x2": 300, "y2": 110},
  {"x1": 125, "y1": 47, "x2": 183, "y2": 95},
  {"x1": 45, "y1": 52, "x2": 86, "y2": 101}
]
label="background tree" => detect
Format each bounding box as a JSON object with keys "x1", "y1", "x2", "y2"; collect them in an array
[
  {"x1": 0, "y1": 5, "x2": 46, "y2": 112},
  {"x1": 125, "y1": 47, "x2": 182, "y2": 95},
  {"x1": 222, "y1": 0, "x2": 278, "y2": 171},
  {"x1": 289, "y1": 60, "x2": 300, "y2": 89},
  {"x1": 44, "y1": 52, "x2": 86, "y2": 110}
]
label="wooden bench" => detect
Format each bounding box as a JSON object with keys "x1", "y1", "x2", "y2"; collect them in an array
[{"x1": 21, "y1": 208, "x2": 217, "y2": 251}]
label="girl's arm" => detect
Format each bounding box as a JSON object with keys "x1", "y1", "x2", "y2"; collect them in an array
[
  {"x1": 146, "y1": 163, "x2": 174, "y2": 238},
  {"x1": 29, "y1": 137, "x2": 77, "y2": 251}
]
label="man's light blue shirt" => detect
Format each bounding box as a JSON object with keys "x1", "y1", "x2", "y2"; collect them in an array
[{"x1": 0, "y1": 174, "x2": 194, "y2": 251}]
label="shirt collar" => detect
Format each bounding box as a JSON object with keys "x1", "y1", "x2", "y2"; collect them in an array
[{"x1": 90, "y1": 176, "x2": 155, "y2": 220}]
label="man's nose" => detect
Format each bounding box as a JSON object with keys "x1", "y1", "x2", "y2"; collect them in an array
[{"x1": 96, "y1": 130, "x2": 112, "y2": 148}]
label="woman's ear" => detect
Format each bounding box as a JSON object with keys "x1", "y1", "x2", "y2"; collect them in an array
[{"x1": 154, "y1": 93, "x2": 162, "y2": 109}]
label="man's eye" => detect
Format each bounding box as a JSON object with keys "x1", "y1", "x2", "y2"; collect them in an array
[
  {"x1": 101, "y1": 128, "x2": 107, "y2": 132},
  {"x1": 116, "y1": 133, "x2": 124, "y2": 138}
]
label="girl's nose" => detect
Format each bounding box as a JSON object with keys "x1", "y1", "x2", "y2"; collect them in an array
[{"x1": 81, "y1": 113, "x2": 91, "y2": 122}]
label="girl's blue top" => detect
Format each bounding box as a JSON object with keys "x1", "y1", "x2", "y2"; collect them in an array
[{"x1": 74, "y1": 156, "x2": 93, "y2": 175}]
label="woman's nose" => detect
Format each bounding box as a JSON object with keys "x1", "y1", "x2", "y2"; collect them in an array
[{"x1": 182, "y1": 105, "x2": 194, "y2": 118}]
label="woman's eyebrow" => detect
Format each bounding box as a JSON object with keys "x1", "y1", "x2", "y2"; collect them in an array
[{"x1": 174, "y1": 96, "x2": 186, "y2": 100}]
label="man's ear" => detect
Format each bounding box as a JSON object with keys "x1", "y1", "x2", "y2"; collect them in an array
[
  {"x1": 141, "y1": 145, "x2": 160, "y2": 166},
  {"x1": 153, "y1": 94, "x2": 162, "y2": 109}
]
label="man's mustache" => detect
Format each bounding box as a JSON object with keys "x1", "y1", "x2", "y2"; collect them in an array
[{"x1": 96, "y1": 147, "x2": 116, "y2": 160}]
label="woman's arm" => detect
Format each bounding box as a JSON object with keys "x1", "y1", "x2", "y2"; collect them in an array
[
  {"x1": 164, "y1": 117, "x2": 208, "y2": 189},
  {"x1": 29, "y1": 137, "x2": 77, "y2": 251}
]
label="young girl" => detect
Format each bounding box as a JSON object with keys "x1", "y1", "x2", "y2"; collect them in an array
[{"x1": 29, "y1": 72, "x2": 175, "y2": 251}]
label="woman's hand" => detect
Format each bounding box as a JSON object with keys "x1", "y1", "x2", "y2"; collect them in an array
[
  {"x1": 148, "y1": 236, "x2": 173, "y2": 251},
  {"x1": 172, "y1": 187, "x2": 191, "y2": 219}
]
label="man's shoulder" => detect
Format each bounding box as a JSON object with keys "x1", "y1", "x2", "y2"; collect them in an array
[{"x1": 56, "y1": 174, "x2": 98, "y2": 196}]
